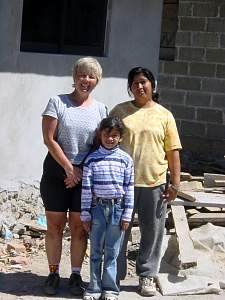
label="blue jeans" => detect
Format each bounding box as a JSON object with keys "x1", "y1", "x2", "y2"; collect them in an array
[{"x1": 85, "y1": 199, "x2": 125, "y2": 299}]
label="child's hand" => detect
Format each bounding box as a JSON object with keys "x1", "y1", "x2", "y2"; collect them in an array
[
  {"x1": 121, "y1": 220, "x2": 129, "y2": 231},
  {"x1": 82, "y1": 221, "x2": 91, "y2": 233}
]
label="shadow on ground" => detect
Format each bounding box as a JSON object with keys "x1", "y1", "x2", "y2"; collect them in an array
[
  {"x1": 0, "y1": 272, "x2": 138, "y2": 298},
  {"x1": 120, "y1": 282, "x2": 138, "y2": 293},
  {"x1": 0, "y1": 272, "x2": 84, "y2": 298}
]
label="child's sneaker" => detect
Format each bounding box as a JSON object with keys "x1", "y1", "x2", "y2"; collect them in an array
[
  {"x1": 43, "y1": 273, "x2": 60, "y2": 295},
  {"x1": 138, "y1": 276, "x2": 157, "y2": 296}
]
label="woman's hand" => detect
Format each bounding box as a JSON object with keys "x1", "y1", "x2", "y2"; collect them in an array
[
  {"x1": 82, "y1": 221, "x2": 91, "y2": 233},
  {"x1": 64, "y1": 165, "x2": 82, "y2": 188},
  {"x1": 121, "y1": 220, "x2": 130, "y2": 231},
  {"x1": 42, "y1": 116, "x2": 82, "y2": 188},
  {"x1": 162, "y1": 185, "x2": 178, "y2": 202}
]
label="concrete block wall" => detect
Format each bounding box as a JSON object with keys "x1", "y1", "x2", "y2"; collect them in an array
[{"x1": 158, "y1": 0, "x2": 225, "y2": 156}]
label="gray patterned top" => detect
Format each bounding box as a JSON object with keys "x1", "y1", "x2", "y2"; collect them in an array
[{"x1": 42, "y1": 94, "x2": 108, "y2": 164}]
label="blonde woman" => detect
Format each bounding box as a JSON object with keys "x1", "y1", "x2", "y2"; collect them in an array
[{"x1": 40, "y1": 57, "x2": 107, "y2": 296}]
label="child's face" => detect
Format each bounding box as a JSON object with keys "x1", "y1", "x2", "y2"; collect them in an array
[{"x1": 100, "y1": 128, "x2": 121, "y2": 150}]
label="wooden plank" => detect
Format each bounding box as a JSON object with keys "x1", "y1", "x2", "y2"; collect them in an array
[
  {"x1": 171, "y1": 206, "x2": 197, "y2": 269},
  {"x1": 180, "y1": 172, "x2": 192, "y2": 181},
  {"x1": 214, "y1": 180, "x2": 225, "y2": 187},
  {"x1": 188, "y1": 212, "x2": 225, "y2": 225},
  {"x1": 190, "y1": 176, "x2": 204, "y2": 182},
  {"x1": 170, "y1": 192, "x2": 225, "y2": 208},
  {"x1": 177, "y1": 191, "x2": 196, "y2": 202},
  {"x1": 186, "y1": 208, "x2": 200, "y2": 216},
  {"x1": 204, "y1": 187, "x2": 225, "y2": 194},
  {"x1": 180, "y1": 181, "x2": 203, "y2": 191},
  {"x1": 204, "y1": 173, "x2": 225, "y2": 188},
  {"x1": 20, "y1": 221, "x2": 47, "y2": 233},
  {"x1": 180, "y1": 173, "x2": 204, "y2": 182}
]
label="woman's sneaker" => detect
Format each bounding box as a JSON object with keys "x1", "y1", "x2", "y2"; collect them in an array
[
  {"x1": 138, "y1": 276, "x2": 157, "y2": 296},
  {"x1": 68, "y1": 273, "x2": 85, "y2": 295},
  {"x1": 43, "y1": 273, "x2": 60, "y2": 295}
]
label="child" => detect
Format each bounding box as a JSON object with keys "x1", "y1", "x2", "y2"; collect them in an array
[{"x1": 81, "y1": 116, "x2": 134, "y2": 300}]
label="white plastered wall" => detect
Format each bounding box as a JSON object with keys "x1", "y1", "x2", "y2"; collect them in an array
[{"x1": 0, "y1": 0, "x2": 163, "y2": 181}]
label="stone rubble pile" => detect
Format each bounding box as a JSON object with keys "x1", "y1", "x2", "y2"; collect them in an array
[
  {"x1": 0, "y1": 180, "x2": 47, "y2": 272},
  {"x1": 0, "y1": 180, "x2": 45, "y2": 238},
  {"x1": 0, "y1": 180, "x2": 139, "y2": 274}
]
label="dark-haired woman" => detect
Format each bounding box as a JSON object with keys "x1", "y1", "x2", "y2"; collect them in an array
[{"x1": 110, "y1": 67, "x2": 182, "y2": 296}]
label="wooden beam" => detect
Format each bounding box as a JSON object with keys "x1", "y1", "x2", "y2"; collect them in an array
[
  {"x1": 171, "y1": 206, "x2": 197, "y2": 269},
  {"x1": 171, "y1": 192, "x2": 225, "y2": 208},
  {"x1": 204, "y1": 173, "x2": 225, "y2": 188},
  {"x1": 214, "y1": 180, "x2": 225, "y2": 187},
  {"x1": 180, "y1": 181, "x2": 203, "y2": 191},
  {"x1": 188, "y1": 212, "x2": 225, "y2": 226},
  {"x1": 180, "y1": 172, "x2": 192, "y2": 181},
  {"x1": 177, "y1": 191, "x2": 196, "y2": 202},
  {"x1": 204, "y1": 187, "x2": 225, "y2": 194}
]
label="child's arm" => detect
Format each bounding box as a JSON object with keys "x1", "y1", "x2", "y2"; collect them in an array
[
  {"x1": 122, "y1": 159, "x2": 134, "y2": 226},
  {"x1": 80, "y1": 162, "x2": 93, "y2": 231}
]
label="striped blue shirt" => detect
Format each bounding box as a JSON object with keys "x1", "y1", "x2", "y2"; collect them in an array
[{"x1": 81, "y1": 145, "x2": 134, "y2": 222}]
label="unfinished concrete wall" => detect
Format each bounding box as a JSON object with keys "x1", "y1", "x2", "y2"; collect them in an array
[
  {"x1": 0, "y1": 0, "x2": 163, "y2": 181},
  {"x1": 158, "y1": 0, "x2": 225, "y2": 156}
]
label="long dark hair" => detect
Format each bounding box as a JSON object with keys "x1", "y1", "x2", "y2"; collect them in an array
[{"x1": 127, "y1": 67, "x2": 159, "y2": 102}]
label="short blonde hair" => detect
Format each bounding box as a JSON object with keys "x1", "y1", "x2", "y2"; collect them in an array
[{"x1": 72, "y1": 57, "x2": 102, "y2": 83}]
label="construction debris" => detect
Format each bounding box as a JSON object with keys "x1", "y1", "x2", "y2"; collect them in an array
[
  {"x1": 0, "y1": 176, "x2": 225, "y2": 296},
  {"x1": 204, "y1": 173, "x2": 225, "y2": 188},
  {"x1": 171, "y1": 206, "x2": 197, "y2": 268}
]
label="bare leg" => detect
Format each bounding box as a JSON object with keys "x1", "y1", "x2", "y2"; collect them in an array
[
  {"x1": 69, "y1": 212, "x2": 87, "y2": 267},
  {"x1": 45, "y1": 211, "x2": 67, "y2": 265}
]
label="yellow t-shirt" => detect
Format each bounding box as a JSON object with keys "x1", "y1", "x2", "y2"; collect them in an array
[{"x1": 110, "y1": 101, "x2": 182, "y2": 187}]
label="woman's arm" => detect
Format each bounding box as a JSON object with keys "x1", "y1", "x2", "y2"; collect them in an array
[
  {"x1": 42, "y1": 116, "x2": 82, "y2": 187},
  {"x1": 163, "y1": 149, "x2": 181, "y2": 202}
]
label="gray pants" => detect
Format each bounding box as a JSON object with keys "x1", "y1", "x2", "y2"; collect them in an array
[{"x1": 117, "y1": 185, "x2": 166, "y2": 279}]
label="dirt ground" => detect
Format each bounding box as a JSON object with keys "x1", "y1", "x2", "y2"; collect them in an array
[{"x1": 0, "y1": 238, "x2": 224, "y2": 300}]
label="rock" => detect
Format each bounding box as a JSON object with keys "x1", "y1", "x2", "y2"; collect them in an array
[
  {"x1": 0, "y1": 191, "x2": 7, "y2": 204},
  {"x1": 0, "y1": 244, "x2": 6, "y2": 256},
  {"x1": 129, "y1": 226, "x2": 141, "y2": 244},
  {"x1": 13, "y1": 223, "x2": 27, "y2": 235},
  {"x1": 9, "y1": 264, "x2": 23, "y2": 270},
  {"x1": 0, "y1": 257, "x2": 8, "y2": 264},
  {"x1": 9, "y1": 256, "x2": 30, "y2": 266},
  {"x1": 9, "y1": 250, "x2": 18, "y2": 257},
  {"x1": 0, "y1": 261, "x2": 7, "y2": 272},
  {"x1": 36, "y1": 238, "x2": 45, "y2": 250},
  {"x1": 7, "y1": 241, "x2": 27, "y2": 254},
  {"x1": 23, "y1": 237, "x2": 42, "y2": 252},
  {"x1": 13, "y1": 234, "x2": 20, "y2": 239}
]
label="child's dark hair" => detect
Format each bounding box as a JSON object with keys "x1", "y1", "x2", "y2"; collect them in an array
[
  {"x1": 99, "y1": 116, "x2": 124, "y2": 136},
  {"x1": 127, "y1": 67, "x2": 159, "y2": 102}
]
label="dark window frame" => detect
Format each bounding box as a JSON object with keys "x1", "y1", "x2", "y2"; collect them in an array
[{"x1": 20, "y1": 0, "x2": 109, "y2": 57}]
